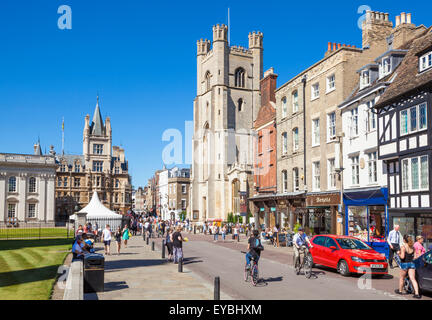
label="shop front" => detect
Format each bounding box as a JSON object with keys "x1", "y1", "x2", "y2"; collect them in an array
[
  {"x1": 306, "y1": 192, "x2": 341, "y2": 235},
  {"x1": 389, "y1": 209, "x2": 432, "y2": 251},
  {"x1": 343, "y1": 187, "x2": 389, "y2": 258}
]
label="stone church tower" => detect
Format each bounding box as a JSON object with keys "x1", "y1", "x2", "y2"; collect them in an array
[{"x1": 190, "y1": 24, "x2": 263, "y2": 222}]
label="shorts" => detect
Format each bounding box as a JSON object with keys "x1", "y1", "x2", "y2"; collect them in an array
[
  {"x1": 400, "y1": 262, "x2": 416, "y2": 270},
  {"x1": 104, "y1": 240, "x2": 111, "y2": 246}
]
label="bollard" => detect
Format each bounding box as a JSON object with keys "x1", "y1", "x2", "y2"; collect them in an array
[
  {"x1": 143, "y1": 232, "x2": 146, "y2": 241},
  {"x1": 162, "y1": 240, "x2": 166, "y2": 258},
  {"x1": 152, "y1": 241, "x2": 155, "y2": 251},
  {"x1": 194, "y1": 225, "x2": 196, "y2": 234},
  {"x1": 146, "y1": 236, "x2": 149, "y2": 245},
  {"x1": 214, "y1": 276, "x2": 220, "y2": 300},
  {"x1": 237, "y1": 234, "x2": 240, "y2": 242},
  {"x1": 178, "y1": 258, "x2": 183, "y2": 273}
]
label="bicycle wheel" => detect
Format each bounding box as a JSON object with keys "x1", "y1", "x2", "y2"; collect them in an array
[
  {"x1": 244, "y1": 263, "x2": 250, "y2": 282},
  {"x1": 304, "y1": 254, "x2": 313, "y2": 279},
  {"x1": 251, "y1": 264, "x2": 259, "y2": 286}
]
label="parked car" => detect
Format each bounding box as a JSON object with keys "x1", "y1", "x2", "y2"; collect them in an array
[
  {"x1": 403, "y1": 250, "x2": 432, "y2": 294},
  {"x1": 309, "y1": 234, "x2": 388, "y2": 277}
]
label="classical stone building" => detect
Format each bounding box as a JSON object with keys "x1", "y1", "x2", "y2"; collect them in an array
[
  {"x1": 274, "y1": 10, "x2": 425, "y2": 234},
  {"x1": 0, "y1": 143, "x2": 57, "y2": 225},
  {"x1": 190, "y1": 24, "x2": 263, "y2": 223},
  {"x1": 133, "y1": 186, "x2": 147, "y2": 213},
  {"x1": 168, "y1": 167, "x2": 190, "y2": 220},
  {"x1": 55, "y1": 98, "x2": 132, "y2": 221}
]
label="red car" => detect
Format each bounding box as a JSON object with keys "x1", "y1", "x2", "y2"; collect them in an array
[{"x1": 309, "y1": 234, "x2": 388, "y2": 276}]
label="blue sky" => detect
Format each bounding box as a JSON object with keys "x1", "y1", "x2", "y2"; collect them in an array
[{"x1": 0, "y1": 0, "x2": 430, "y2": 187}]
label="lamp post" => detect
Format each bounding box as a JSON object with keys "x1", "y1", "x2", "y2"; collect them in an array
[{"x1": 334, "y1": 132, "x2": 345, "y2": 235}]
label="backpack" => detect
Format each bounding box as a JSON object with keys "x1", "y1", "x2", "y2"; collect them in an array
[{"x1": 250, "y1": 237, "x2": 264, "y2": 251}]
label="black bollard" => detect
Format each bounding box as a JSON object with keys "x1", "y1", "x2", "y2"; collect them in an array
[
  {"x1": 146, "y1": 236, "x2": 149, "y2": 245},
  {"x1": 214, "y1": 276, "x2": 220, "y2": 300},
  {"x1": 143, "y1": 232, "x2": 146, "y2": 241},
  {"x1": 152, "y1": 241, "x2": 155, "y2": 251},
  {"x1": 194, "y1": 225, "x2": 196, "y2": 234},
  {"x1": 178, "y1": 258, "x2": 183, "y2": 273},
  {"x1": 237, "y1": 234, "x2": 240, "y2": 242},
  {"x1": 162, "y1": 240, "x2": 166, "y2": 258}
]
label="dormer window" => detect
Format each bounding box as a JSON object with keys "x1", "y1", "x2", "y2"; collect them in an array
[
  {"x1": 360, "y1": 70, "x2": 370, "y2": 89},
  {"x1": 419, "y1": 51, "x2": 432, "y2": 72},
  {"x1": 379, "y1": 57, "x2": 391, "y2": 78}
]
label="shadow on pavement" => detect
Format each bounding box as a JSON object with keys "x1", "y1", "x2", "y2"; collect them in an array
[
  {"x1": 262, "y1": 276, "x2": 283, "y2": 283},
  {"x1": 183, "y1": 257, "x2": 203, "y2": 265},
  {"x1": 105, "y1": 259, "x2": 167, "y2": 271},
  {"x1": 104, "y1": 281, "x2": 129, "y2": 292}
]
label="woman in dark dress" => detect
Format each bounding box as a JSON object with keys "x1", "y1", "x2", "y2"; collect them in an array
[{"x1": 165, "y1": 228, "x2": 174, "y2": 261}]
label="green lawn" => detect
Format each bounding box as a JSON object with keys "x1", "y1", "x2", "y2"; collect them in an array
[
  {"x1": 0, "y1": 239, "x2": 72, "y2": 300},
  {"x1": 0, "y1": 228, "x2": 72, "y2": 240}
]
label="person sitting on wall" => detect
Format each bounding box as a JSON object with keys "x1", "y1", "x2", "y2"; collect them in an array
[{"x1": 72, "y1": 235, "x2": 89, "y2": 260}]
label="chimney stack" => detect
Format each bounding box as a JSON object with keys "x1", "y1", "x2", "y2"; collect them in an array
[
  {"x1": 407, "y1": 13, "x2": 412, "y2": 24},
  {"x1": 328, "y1": 42, "x2": 332, "y2": 51},
  {"x1": 401, "y1": 12, "x2": 406, "y2": 24},
  {"x1": 396, "y1": 15, "x2": 400, "y2": 27}
]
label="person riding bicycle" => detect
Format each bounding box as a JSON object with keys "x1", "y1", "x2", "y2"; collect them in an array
[
  {"x1": 293, "y1": 227, "x2": 313, "y2": 267},
  {"x1": 246, "y1": 229, "x2": 264, "y2": 270}
]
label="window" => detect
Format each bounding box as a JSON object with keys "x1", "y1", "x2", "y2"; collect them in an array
[
  {"x1": 313, "y1": 162, "x2": 320, "y2": 190},
  {"x1": 367, "y1": 152, "x2": 377, "y2": 183},
  {"x1": 8, "y1": 177, "x2": 16, "y2": 192},
  {"x1": 328, "y1": 158, "x2": 336, "y2": 189},
  {"x1": 360, "y1": 69, "x2": 370, "y2": 88},
  {"x1": 182, "y1": 185, "x2": 187, "y2": 194},
  {"x1": 74, "y1": 178, "x2": 81, "y2": 188},
  {"x1": 293, "y1": 168, "x2": 299, "y2": 191},
  {"x1": 402, "y1": 156, "x2": 429, "y2": 192},
  {"x1": 350, "y1": 108, "x2": 359, "y2": 137},
  {"x1": 351, "y1": 156, "x2": 359, "y2": 185},
  {"x1": 326, "y1": 74, "x2": 335, "y2": 92},
  {"x1": 57, "y1": 178, "x2": 62, "y2": 187},
  {"x1": 366, "y1": 100, "x2": 376, "y2": 132},
  {"x1": 74, "y1": 164, "x2": 81, "y2": 173},
  {"x1": 311, "y1": 83, "x2": 320, "y2": 99},
  {"x1": 115, "y1": 179, "x2": 119, "y2": 188},
  {"x1": 235, "y1": 68, "x2": 245, "y2": 88},
  {"x1": 281, "y1": 97, "x2": 287, "y2": 118},
  {"x1": 312, "y1": 118, "x2": 320, "y2": 146},
  {"x1": 292, "y1": 91, "x2": 299, "y2": 113},
  {"x1": 93, "y1": 144, "x2": 103, "y2": 155},
  {"x1": 238, "y1": 98, "x2": 243, "y2": 112},
  {"x1": 282, "y1": 132, "x2": 288, "y2": 155},
  {"x1": 292, "y1": 128, "x2": 299, "y2": 152},
  {"x1": 28, "y1": 203, "x2": 36, "y2": 218},
  {"x1": 327, "y1": 112, "x2": 336, "y2": 140},
  {"x1": 74, "y1": 192, "x2": 80, "y2": 202},
  {"x1": 282, "y1": 170, "x2": 288, "y2": 192},
  {"x1": 60, "y1": 164, "x2": 66, "y2": 172},
  {"x1": 181, "y1": 199, "x2": 187, "y2": 210},
  {"x1": 28, "y1": 177, "x2": 36, "y2": 193},
  {"x1": 8, "y1": 204, "x2": 16, "y2": 218},
  {"x1": 205, "y1": 71, "x2": 211, "y2": 91},
  {"x1": 93, "y1": 161, "x2": 103, "y2": 172},
  {"x1": 419, "y1": 51, "x2": 432, "y2": 72},
  {"x1": 400, "y1": 102, "x2": 428, "y2": 135},
  {"x1": 63, "y1": 177, "x2": 68, "y2": 187},
  {"x1": 379, "y1": 57, "x2": 391, "y2": 77},
  {"x1": 115, "y1": 166, "x2": 120, "y2": 174}
]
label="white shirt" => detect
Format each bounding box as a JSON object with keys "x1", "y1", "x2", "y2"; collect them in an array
[{"x1": 102, "y1": 228, "x2": 111, "y2": 241}]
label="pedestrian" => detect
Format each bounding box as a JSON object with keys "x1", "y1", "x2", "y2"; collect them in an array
[
  {"x1": 166, "y1": 228, "x2": 174, "y2": 261},
  {"x1": 114, "y1": 226, "x2": 122, "y2": 255},
  {"x1": 414, "y1": 236, "x2": 426, "y2": 259},
  {"x1": 273, "y1": 224, "x2": 280, "y2": 248},
  {"x1": 234, "y1": 224, "x2": 239, "y2": 241},
  {"x1": 221, "y1": 224, "x2": 227, "y2": 242},
  {"x1": 172, "y1": 226, "x2": 184, "y2": 264},
  {"x1": 214, "y1": 225, "x2": 219, "y2": 242},
  {"x1": 76, "y1": 224, "x2": 84, "y2": 237},
  {"x1": 102, "y1": 224, "x2": 112, "y2": 256},
  {"x1": 395, "y1": 235, "x2": 421, "y2": 299},
  {"x1": 122, "y1": 224, "x2": 130, "y2": 248},
  {"x1": 387, "y1": 224, "x2": 403, "y2": 269}
]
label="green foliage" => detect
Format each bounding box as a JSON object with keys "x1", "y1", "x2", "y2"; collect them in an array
[
  {"x1": 179, "y1": 211, "x2": 187, "y2": 221},
  {"x1": 293, "y1": 223, "x2": 302, "y2": 233},
  {"x1": 227, "y1": 212, "x2": 234, "y2": 223}
]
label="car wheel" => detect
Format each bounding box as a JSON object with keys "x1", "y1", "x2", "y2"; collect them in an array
[{"x1": 337, "y1": 260, "x2": 350, "y2": 277}]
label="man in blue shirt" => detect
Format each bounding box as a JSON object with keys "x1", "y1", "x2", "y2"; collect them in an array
[
  {"x1": 293, "y1": 227, "x2": 313, "y2": 269},
  {"x1": 387, "y1": 225, "x2": 403, "y2": 268}
]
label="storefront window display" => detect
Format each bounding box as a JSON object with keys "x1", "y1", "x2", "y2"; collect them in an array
[
  {"x1": 393, "y1": 217, "x2": 415, "y2": 238},
  {"x1": 418, "y1": 217, "x2": 432, "y2": 249},
  {"x1": 348, "y1": 206, "x2": 386, "y2": 242},
  {"x1": 308, "y1": 209, "x2": 332, "y2": 235}
]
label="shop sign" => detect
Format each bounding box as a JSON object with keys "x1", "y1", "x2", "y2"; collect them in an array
[
  {"x1": 306, "y1": 194, "x2": 340, "y2": 206},
  {"x1": 271, "y1": 207, "x2": 276, "y2": 212},
  {"x1": 260, "y1": 208, "x2": 265, "y2": 212},
  {"x1": 240, "y1": 192, "x2": 248, "y2": 215}
]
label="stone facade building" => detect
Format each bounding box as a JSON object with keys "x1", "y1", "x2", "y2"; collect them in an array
[
  {"x1": 168, "y1": 167, "x2": 190, "y2": 220},
  {"x1": 0, "y1": 143, "x2": 57, "y2": 225},
  {"x1": 55, "y1": 98, "x2": 132, "y2": 221},
  {"x1": 274, "y1": 10, "x2": 424, "y2": 235},
  {"x1": 133, "y1": 186, "x2": 147, "y2": 213},
  {"x1": 190, "y1": 24, "x2": 263, "y2": 223}
]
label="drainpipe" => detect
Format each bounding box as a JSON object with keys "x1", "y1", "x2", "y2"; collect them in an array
[{"x1": 301, "y1": 75, "x2": 307, "y2": 192}]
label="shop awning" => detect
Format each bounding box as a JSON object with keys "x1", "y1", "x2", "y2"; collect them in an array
[{"x1": 343, "y1": 187, "x2": 388, "y2": 206}]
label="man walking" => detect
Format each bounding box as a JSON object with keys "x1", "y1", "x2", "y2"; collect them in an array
[
  {"x1": 102, "y1": 224, "x2": 112, "y2": 256},
  {"x1": 388, "y1": 224, "x2": 403, "y2": 269},
  {"x1": 172, "y1": 226, "x2": 184, "y2": 264}
]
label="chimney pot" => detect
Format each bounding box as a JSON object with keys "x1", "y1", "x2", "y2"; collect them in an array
[
  {"x1": 333, "y1": 43, "x2": 337, "y2": 51},
  {"x1": 396, "y1": 15, "x2": 400, "y2": 27},
  {"x1": 337, "y1": 43, "x2": 341, "y2": 50},
  {"x1": 328, "y1": 42, "x2": 332, "y2": 51},
  {"x1": 407, "y1": 13, "x2": 412, "y2": 24},
  {"x1": 384, "y1": 13, "x2": 389, "y2": 21},
  {"x1": 401, "y1": 12, "x2": 406, "y2": 24}
]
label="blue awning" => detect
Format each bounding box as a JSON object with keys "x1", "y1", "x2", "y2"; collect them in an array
[{"x1": 343, "y1": 187, "x2": 388, "y2": 206}]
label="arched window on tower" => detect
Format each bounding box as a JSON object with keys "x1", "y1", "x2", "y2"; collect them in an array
[
  {"x1": 205, "y1": 71, "x2": 211, "y2": 91},
  {"x1": 238, "y1": 98, "x2": 243, "y2": 112},
  {"x1": 235, "y1": 68, "x2": 245, "y2": 88}
]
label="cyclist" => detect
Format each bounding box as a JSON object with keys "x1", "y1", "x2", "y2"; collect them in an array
[
  {"x1": 293, "y1": 227, "x2": 313, "y2": 267},
  {"x1": 245, "y1": 229, "x2": 264, "y2": 270}
]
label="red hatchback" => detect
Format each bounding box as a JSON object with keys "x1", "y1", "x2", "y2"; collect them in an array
[{"x1": 309, "y1": 234, "x2": 388, "y2": 276}]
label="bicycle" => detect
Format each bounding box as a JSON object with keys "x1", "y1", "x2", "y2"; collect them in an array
[
  {"x1": 241, "y1": 251, "x2": 260, "y2": 286},
  {"x1": 293, "y1": 245, "x2": 313, "y2": 279}
]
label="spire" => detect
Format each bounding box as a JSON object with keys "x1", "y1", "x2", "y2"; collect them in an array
[
  {"x1": 34, "y1": 139, "x2": 43, "y2": 156},
  {"x1": 90, "y1": 95, "x2": 105, "y2": 135}
]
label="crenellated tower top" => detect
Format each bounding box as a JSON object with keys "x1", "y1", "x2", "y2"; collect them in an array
[
  {"x1": 197, "y1": 38, "x2": 211, "y2": 56},
  {"x1": 213, "y1": 24, "x2": 228, "y2": 43},
  {"x1": 248, "y1": 31, "x2": 263, "y2": 49}
]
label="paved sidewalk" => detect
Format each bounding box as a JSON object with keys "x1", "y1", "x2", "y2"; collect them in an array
[{"x1": 84, "y1": 235, "x2": 233, "y2": 300}]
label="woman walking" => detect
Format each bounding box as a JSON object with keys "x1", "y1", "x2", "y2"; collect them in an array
[
  {"x1": 172, "y1": 226, "x2": 185, "y2": 264},
  {"x1": 114, "y1": 226, "x2": 122, "y2": 255},
  {"x1": 395, "y1": 235, "x2": 421, "y2": 299},
  {"x1": 414, "y1": 236, "x2": 426, "y2": 258},
  {"x1": 122, "y1": 224, "x2": 130, "y2": 248},
  {"x1": 221, "y1": 225, "x2": 227, "y2": 242},
  {"x1": 165, "y1": 228, "x2": 174, "y2": 261}
]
